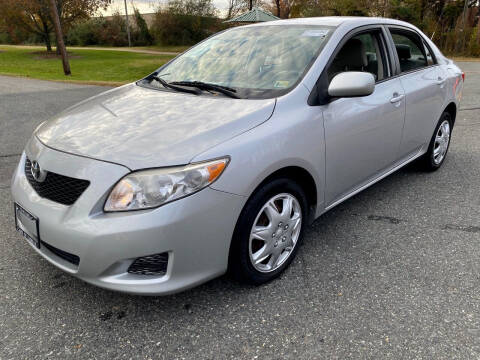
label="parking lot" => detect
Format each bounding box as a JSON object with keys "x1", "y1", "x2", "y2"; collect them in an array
[{"x1": 1, "y1": 65, "x2": 479, "y2": 359}]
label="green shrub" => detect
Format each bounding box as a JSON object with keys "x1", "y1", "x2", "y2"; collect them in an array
[
  {"x1": 150, "y1": 0, "x2": 225, "y2": 46},
  {"x1": 151, "y1": 11, "x2": 224, "y2": 46},
  {"x1": 66, "y1": 13, "x2": 129, "y2": 47},
  {"x1": 99, "y1": 12, "x2": 129, "y2": 46},
  {"x1": 133, "y1": 9, "x2": 153, "y2": 46},
  {"x1": 67, "y1": 18, "x2": 105, "y2": 46},
  {"x1": 67, "y1": 11, "x2": 156, "y2": 47},
  {"x1": 0, "y1": 32, "x2": 9, "y2": 44},
  {"x1": 467, "y1": 28, "x2": 480, "y2": 57}
]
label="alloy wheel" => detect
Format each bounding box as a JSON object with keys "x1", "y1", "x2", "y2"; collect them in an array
[{"x1": 433, "y1": 120, "x2": 451, "y2": 165}]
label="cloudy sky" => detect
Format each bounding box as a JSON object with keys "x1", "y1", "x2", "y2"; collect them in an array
[{"x1": 102, "y1": 0, "x2": 230, "y2": 16}]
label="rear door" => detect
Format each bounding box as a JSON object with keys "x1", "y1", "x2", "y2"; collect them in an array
[
  {"x1": 387, "y1": 27, "x2": 445, "y2": 159},
  {"x1": 321, "y1": 27, "x2": 406, "y2": 206}
]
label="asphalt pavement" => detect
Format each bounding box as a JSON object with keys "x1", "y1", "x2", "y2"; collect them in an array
[{"x1": 0, "y1": 68, "x2": 479, "y2": 359}]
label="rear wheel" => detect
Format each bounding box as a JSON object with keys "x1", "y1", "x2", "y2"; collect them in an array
[
  {"x1": 418, "y1": 111, "x2": 452, "y2": 171},
  {"x1": 229, "y1": 178, "x2": 308, "y2": 285}
]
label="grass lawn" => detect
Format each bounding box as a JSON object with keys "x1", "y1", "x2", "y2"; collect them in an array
[
  {"x1": 138, "y1": 45, "x2": 190, "y2": 53},
  {"x1": 0, "y1": 46, "x2": 175, "y2": 85},
  {"x1": 75, "y1": 45, "x2": 191, "y2": 53}
]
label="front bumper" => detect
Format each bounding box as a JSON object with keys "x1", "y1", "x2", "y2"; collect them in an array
[{"x1": 11, "y1": 137, "x2": 245, "y2": 295}]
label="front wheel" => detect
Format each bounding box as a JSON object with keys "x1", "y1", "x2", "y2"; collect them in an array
[
  {"x1": 229, "y1": 178, "x2": 308, "y2": 285},
  {"x1": 418, "y1": 111, "x2": 453, "y2": 171}
]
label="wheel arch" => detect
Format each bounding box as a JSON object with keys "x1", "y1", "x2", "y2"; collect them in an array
[
  {"x1": 243, "y1": 166, "x2": 318, "y2": 224},
  {"x1": 444, "y1": 102, "x2": 457, "y2": 126},
  {"x1": 227, "y1": 165, "x2": 318, "y2": 275}
]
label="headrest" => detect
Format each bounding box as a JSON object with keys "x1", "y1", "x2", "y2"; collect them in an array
[
  {"x1": 396, "y1": 44, "x2": 411, "y2": 60},
  {"x1": 335, "y1": 38, "x2": 368, "y2": 68}
]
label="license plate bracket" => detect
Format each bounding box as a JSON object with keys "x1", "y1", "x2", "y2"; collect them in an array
[{"x1": 14, "y1": 203, "x2": 40, "y2": 249}]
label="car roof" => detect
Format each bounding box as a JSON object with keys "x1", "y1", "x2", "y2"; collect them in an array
[{"x1": 247, "y1": 16, "x2": 414, "y2": 29}]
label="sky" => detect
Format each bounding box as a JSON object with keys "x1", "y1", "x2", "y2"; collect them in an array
[{"x1": 102, "y1": 0, "x2": 231, "y2": 16}]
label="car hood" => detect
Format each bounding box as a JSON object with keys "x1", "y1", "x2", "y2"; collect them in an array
[{"x1": 36, "y1": 84, "x2": 276, "y2": 170}]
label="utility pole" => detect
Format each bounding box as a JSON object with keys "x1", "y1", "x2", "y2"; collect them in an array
[
  {"x1": 49, "y1": 0, "x2": 71, "y2": 75},
  {"x1": 124, "y1": 0, "x2": 132, "y2": 47}
]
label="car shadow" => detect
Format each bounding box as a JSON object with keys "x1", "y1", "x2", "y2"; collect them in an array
[{"x1": 36, "y1": 160, "x2": 434, "y2": 321}]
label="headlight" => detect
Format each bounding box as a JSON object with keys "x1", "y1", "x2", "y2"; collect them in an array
[{"x1": 104, "y1": 157, "x2": 229, "y2": 212}]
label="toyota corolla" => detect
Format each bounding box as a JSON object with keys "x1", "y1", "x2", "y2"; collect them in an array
[{"x1": 11, "y1": 17, "x2": 463, "y2": 295}]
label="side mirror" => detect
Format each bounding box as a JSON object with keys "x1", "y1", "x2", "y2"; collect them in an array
[{"x1": 327, "y1": 72, "x2": 375, "y2": 98}]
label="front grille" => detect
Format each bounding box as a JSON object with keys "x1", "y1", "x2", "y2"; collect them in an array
[
  {"x1": 128, "y1": 253, "x2": 169, "y2": 276},
  {"x1": 25, "y1": 158, "x2": 90, "y2": 206},
  {"x1": 41, "y1": 241, "x2": 80, "y2": 266}
]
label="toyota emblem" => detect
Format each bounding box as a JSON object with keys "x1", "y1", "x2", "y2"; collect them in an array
[{"x1": 31, "y1": 161, "x2": 47, "y2": 182}]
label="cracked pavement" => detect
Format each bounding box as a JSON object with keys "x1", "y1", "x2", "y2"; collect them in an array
[{"x1": 0, "y1": 66, "x2": 479, "y2": 359}]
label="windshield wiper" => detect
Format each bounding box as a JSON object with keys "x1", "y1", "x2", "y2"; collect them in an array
[
  {"x1": 170, "y1": 81, "x2": 241, "y2": 99},
  {"x1": 151, "y1": 75, "x2": 201, "y2": 95}
]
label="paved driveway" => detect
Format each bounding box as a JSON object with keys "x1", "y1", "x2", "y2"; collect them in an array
[{"x1": 0, "y1": 69, "x2": 479, "y2": 359}]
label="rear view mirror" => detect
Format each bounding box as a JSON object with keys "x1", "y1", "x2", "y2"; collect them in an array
[{"x1": 328, "y1": 72, "x2": 375, "y2": 98}]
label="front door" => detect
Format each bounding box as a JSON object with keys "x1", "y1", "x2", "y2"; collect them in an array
[{"x1": 322, "y1": 30, "x2": 406, "y2": 206}]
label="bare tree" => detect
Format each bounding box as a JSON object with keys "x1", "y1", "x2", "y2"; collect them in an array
[{"x1": 226, "y1": 0, "x2": 243, "y2": 19}]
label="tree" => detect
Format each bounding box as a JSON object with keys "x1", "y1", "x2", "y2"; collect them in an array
[
  {"x1": 226, "y1": 0, "x2": 244, "y2": 19},
  {"x1": 99, "y1": 11, "x2": 129, "y2": 46},
  {"x1": 167, "y1": 0, "x2": 217, "y2": 17},
  {"x1": 151, "y1": 0, "x2": 221, "y2": 46},
  {"x1": 264, "y1": 0, "x2": 296, "y2": 18},
  {"x1": 0, "y1": 0, "x2": 111, "y2": 51},
  {"x1": 50, "y1": 0, "x2": 70, "y2": 74},
  {"x1": 1, "y1": 0, "x2": 54, "y2": 50},
  {"x1": 133, "y1": 8, "x2": 153, "y2": 45},
  {"x1": 225, "y1": 0, "x2": 265, "y2": 19},
  {"x1": 50, "y1": 0, "x2": 112, "y2": 32}
]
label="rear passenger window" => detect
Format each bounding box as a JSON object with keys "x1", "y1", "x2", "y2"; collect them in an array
[{"x1": 390, "y1": 30, "x2": 428, "y2": 73}]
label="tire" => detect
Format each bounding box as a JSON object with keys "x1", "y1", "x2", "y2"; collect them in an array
[
  {"x1": 228, "y1": 178, "x2": 308, "y2": 285},
  {"x1": 417, "y1": 111, "x2": 453, "y2": 171}
]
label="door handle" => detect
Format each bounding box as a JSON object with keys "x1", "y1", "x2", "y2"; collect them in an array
[
  {"x1": 390, "y1": 94, "x2": 405, "y2": 103},
  {"x1": 436, "y1": 77, "x2": 446, "y2": 86}
]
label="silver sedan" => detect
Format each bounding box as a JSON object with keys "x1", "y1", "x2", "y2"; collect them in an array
[{"x1": 11, "y1": 17, "x2": 464, "y2": 295}]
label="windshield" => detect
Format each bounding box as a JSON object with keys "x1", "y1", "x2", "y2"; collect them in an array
[{"x1": 146, "y1": 25, "x2": 334, "y2": 99}]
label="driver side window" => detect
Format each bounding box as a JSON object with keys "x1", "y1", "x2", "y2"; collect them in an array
[{"x1": 328, "y1": 31, "x2": 386, "y2": 83}]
